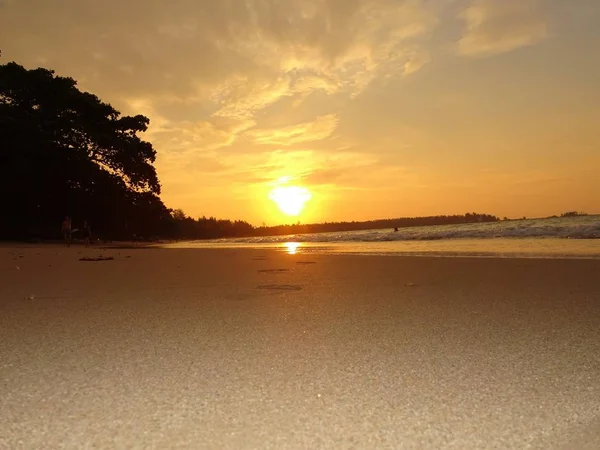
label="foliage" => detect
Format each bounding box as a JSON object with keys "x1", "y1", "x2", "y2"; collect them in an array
[
  {"x1": 0, "y1": 62, "x2": 171, "y2": 239},
  {"x1": 169, "y1": 210, "x2": 254, "y2": 240},
  {"x1": 561, "y1": 211, "x2": 587, "y2": 218}
]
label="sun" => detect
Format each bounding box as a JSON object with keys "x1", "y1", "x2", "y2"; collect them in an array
[{"x1": 269, "y1": 186, "x2": 312, "y2": 216}]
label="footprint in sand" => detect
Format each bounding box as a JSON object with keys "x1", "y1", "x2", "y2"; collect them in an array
[
  {"x1": 257, "y1": 284, "x2": 302, "y2": 291},
  {"x1": 258, "y1": 269, "x2": 289, "y2": 273}
]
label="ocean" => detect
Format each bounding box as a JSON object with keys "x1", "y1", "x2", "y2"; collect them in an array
[{"x1": 162, "y1": 215, "x2": 600, "y2": 259}]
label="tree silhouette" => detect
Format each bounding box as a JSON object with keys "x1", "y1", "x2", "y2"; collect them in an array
[
  {"x1": 0, "y1": 62, "x2": 170, "y2": 239},
  {"x1": 561, "y1": 211, "x2": 587, "y2": 218}
]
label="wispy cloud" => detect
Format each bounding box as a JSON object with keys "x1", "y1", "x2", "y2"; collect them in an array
[
  {"x1": 0, "y1": 0, "x2": 436, "y2": 110},
  {"x1": 246, "y1": 114, "x2": 339, "y2": 146},
  {"x1": 458, "y1": 0, "x2": 549, "y2": 57},
  {"x1": 123, "y1": 98, "x2": 252, "y2": 153},
  {"x1": 401, "y1": 49, "x2": 431, "y2": 75},
  {"x1": 223, "y1": 148, "x2": 411, "y2": 193},
  {"x1": 204, "y1": 0, "x2": 437, "y2": 117},
  {"x1": 211, "y1": 76, "x2": 293, "y2": 120}
]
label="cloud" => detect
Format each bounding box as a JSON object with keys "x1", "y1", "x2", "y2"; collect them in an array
[
  {"x1": 401, "y1": 49, "x2": 431, "y2": 75},
  {"x1": 1, "y1": 0, "x2": 436, "y2": 102},
  {"x1": 211, "y1": 76, "x2": 293, "y2": 120},
  {"x1": 234, "y1": 147, "x2": 413, "y2": 191},
  {"x1": 458, "y1": 0, "x2": 549, "y2": 57},
  {"x1": 176, "y1": 121, "x2": 239, "y2": 150},
  {"x1": 202, "y1": 0, "x2": 438, "y2": 116},
  {"x1": 246, "y1": 114, "x2": 339, "y2": 146},
  {"x1": 222, "y1": 148, "x2": 406, "y2": 193},
  {"x1": 291, "y1": 154, "x2": 417, "y2": 192},
  {"x1": 121, "y1": 97, "x2": 252, "y2": 153}
]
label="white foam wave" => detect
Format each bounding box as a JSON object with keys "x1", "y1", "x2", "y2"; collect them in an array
[{"x1": 213, "y1": 216, "x2": 600, "y2": 244}]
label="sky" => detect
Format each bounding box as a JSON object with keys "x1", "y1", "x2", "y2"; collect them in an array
[{"x1": 1, "y1": 0, "x2": 599, "y2": 224}]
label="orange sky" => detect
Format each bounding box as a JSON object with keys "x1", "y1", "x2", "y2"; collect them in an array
[{"x1": 1, "y1": 0, "x2": 599, "y2": 225}]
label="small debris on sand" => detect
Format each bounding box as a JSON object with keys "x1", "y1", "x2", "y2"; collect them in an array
[
  {"x1": 79, "y1": 256, "x2": 115, "y2": 262},
  {"x1": 258, "y1": 269, "x2": 289, "y2": 273}
]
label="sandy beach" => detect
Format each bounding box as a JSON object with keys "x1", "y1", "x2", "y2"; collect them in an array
[{"x1": 1, "y1": 245, "x2": 599, "y2": 449}]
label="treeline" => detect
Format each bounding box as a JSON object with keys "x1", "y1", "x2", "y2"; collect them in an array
[
  {"x1": 560, "y1": 211, "x2": 588, "y2": 217},
  {"x1": 252, "y1": 212, "x2": 500, "y2": 237},
  {"x1": 170, "y1": 210, "x2": 254, "y2": 240},
  {"x1": 166, "y1": 212, "x2": 499, "y2": 241}
]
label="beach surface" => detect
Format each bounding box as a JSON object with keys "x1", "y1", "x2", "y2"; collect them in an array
[{"x1": 1, "y1": 245, "x2": 599, "y2": 449}]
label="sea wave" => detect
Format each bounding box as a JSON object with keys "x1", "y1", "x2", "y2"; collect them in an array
[{"x1": 211, "y1": 216, "x2": 600, "y2": 244}]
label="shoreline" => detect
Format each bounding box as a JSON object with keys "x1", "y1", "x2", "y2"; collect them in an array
[
  {"x1": 2, "y1": 239, "x2": 600, "y2": 260},
  {"x1": 159, "y1": 238, "x2": 600, "y2": 260},
  {"x1": 0, "y1": 238, "x2": 600, "y2": 260}
]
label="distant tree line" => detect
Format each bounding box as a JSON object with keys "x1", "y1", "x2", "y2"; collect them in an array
[
  {"x1": 166, "y1": 212, "x2": 500, "y2": 240},
  {"x1": 170, "y1": 209, "x2": 254, "y2": 240},
  {"x1": 560, "y1": 211, "x2": 588, "y2": 218},
  {"x1": 1, "y1": 62, "x2": 500, "y2": 242},
  {"x1": 252, "y1": 212, "x2": 500, "y2": 237}
]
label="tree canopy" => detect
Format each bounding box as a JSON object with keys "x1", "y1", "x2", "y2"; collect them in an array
[{"x1": 0, "y1": 62, "x2": 171, "y2": 239}]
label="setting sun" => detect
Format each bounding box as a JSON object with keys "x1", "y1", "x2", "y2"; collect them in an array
[{"x1": 269, "y1": 186, "x2": 312, "y2": 216}]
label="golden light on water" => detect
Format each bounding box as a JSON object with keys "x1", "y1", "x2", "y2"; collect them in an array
[
  {"x1": 284, "y1": 242, "x2": 300, "y2": 254},
  {"x1": 269, "y1": 185, "x2": 312, "y2": 216}
]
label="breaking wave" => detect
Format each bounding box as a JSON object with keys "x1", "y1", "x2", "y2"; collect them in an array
[{"x1": 213, "y1": 216, "x2": 600, "y2": 244}]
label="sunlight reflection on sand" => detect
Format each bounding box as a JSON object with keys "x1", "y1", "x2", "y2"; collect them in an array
[{"x1": 283, "y1": 242, "x2": 300, "y2": 254}]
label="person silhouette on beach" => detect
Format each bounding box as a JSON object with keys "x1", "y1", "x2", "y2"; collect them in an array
[
  {"x1": 61, "y1": 216, "x2": 72, "y2": 246},
  {"x1": 82, "y1": 220, "x2": 92, "y2": 247}
]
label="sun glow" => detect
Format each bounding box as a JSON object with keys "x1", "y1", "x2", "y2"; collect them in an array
[{"x1": 269, "y1": 185, "x2": 312, "y2": 216}]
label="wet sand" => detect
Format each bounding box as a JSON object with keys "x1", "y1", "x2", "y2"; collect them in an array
[{"x1": 1, "y1": 246, "x2": 599, "y2": 449}]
